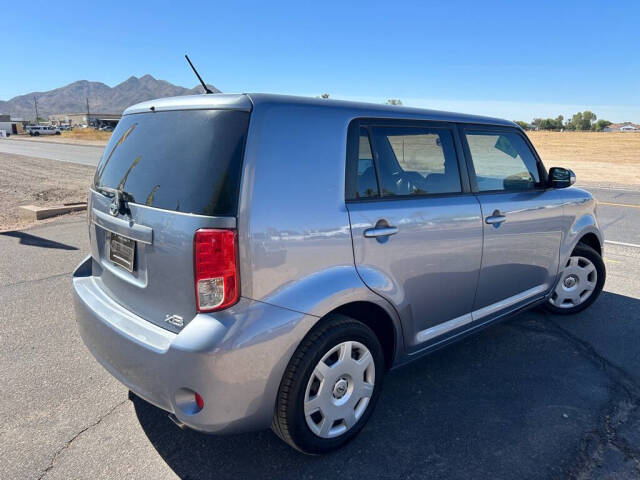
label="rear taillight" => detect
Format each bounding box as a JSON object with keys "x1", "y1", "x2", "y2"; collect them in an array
[{"x1": 194, "y1": 229, "x2": 238, "y2": 312}]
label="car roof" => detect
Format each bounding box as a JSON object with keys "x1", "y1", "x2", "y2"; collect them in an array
[{"x1": 123, "y1": 93, "x2": 515, "y2": 127}]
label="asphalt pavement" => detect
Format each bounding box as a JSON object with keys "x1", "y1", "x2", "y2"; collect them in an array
[
  {"x1": 1, "y1": 211, "x2": 640, "y2": 479},
  {"x1": 0, "y1": 138, "x2": 104, "y2": 166}
]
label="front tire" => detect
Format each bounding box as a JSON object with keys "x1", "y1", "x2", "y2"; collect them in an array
[
  {"x1": 544, "y1": 243, "x2": 605, "y2": 315},
  {"x1": 272, "y1": 315, "x2": 384, "y2": 454}
]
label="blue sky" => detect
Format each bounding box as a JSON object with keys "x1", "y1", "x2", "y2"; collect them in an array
[{"x1": 2, "y1": 0, "x2": 639, "y2": 122}]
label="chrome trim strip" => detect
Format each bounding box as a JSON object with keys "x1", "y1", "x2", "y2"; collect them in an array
[
  {"x1": 471, "y1": 284, "x2": 548, "y2": 320},
  {"x1": 414, "y1": 284, "x2": 548, "y2": 344},
  {"x1": 415, "y1": 313, "x2": 473, "y2": 343},
  {"x1": 89, "y1": 189, "x2": 237, "y2": 228},
  {"x1": 92, "y1": 209, "x2": 153, "y2": 244}
]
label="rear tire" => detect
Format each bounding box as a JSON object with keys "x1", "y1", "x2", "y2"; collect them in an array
[
  {"x1": 544, "y1": 243, "x2": 605, "y2": 315},
  {"x1": 272, "y1": 315, "x2": 384, "y2": 454}
]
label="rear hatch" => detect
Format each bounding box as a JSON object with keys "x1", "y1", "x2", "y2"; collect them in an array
[{"x1": 89, "y1": 103, "x2": 250, "y2": 332}]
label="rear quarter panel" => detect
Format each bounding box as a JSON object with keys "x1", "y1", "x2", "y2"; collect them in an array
[{"x1": 236, "y1": 100, "x2": 405, "y2": 359}]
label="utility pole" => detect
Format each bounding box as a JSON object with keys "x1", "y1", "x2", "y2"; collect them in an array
[
  {"x1": 86, "y1": 96, "x2": 90, "y2": 126},
  {"x1": 34, "y1": 97, "x2": 39, "y2": 124}
]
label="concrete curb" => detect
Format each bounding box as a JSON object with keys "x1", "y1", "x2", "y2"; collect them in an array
[{"x1": 19, "y1": 203, "x2": 87, "y2": 221}]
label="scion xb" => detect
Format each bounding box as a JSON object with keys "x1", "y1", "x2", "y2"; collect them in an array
[{"x1": 73, "y1": 93, "x2": 605, "y2": 453}]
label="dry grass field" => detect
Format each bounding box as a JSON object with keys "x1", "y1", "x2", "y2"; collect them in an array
[
  {"x1": 527, "y1": 131, "x2": 640, "y2": 186},
  {"x1": 61, "y1": 128, "x2": 112, "y2": 142}
]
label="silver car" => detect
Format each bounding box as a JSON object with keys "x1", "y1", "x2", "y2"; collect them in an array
[{"x1": 73, "y1": 94, "x2": 605, "y2": 453}]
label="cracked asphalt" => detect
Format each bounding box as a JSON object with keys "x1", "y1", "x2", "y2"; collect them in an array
[{"x1": 1, "y1": 194, "x2": 640, "y2": 479}]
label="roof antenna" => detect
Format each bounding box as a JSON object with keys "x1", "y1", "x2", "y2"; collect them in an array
[{"x1": 185, "y1": 54, "x2": 213, "y2": 94}]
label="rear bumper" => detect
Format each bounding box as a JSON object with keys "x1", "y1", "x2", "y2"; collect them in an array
[{"x1": 73, "y1": 256, "x2": 316, "y2": 434}]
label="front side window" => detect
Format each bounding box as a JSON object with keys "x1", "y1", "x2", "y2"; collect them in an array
[
  {"x1": 368, "y1": 127, "x2": 461, "y2": 197},
  {"x1": 465, "y1": 131, "x2": 541, "y2": 192}
]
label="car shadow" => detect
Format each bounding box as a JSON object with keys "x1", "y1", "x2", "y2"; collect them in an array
[
  {"x1": 0, "y1": 231, "x2": 78, "y2": 250},
  {"x1": 132, "y1": 291, "x2": 640, "y2": 479}
]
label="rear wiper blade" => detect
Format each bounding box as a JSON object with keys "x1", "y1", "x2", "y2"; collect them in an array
[
  {"x1": 94, "y1": 186, "x2": 134, "y2": 215},
  {"x1": 95, "y1": 186, "x2": 133, "y2": 201}
]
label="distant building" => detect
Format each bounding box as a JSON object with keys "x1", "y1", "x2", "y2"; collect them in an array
[
  {"x1": 49, "y1": 112, "x2": 121, "y2": 128},
  {"x1": 0, "y1": 114, "x2": 24, "y2": 135},
  {"x1": 603, "y1": 122, "x2": 640, "y2": 132}
]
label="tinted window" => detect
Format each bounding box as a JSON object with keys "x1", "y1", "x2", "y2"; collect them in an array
[
  {"x1": 93, "y1": 109, "x2": 249, "y2": 216},
  {"x1": 355, "y1": 128, "x2": 379, "y2": 198},
  {"x1": 465, "y1": 131, "x2": 540, "y2": 192},
  {"x1": 368, "y1": 127, "x2": 461, "y2": 196}
]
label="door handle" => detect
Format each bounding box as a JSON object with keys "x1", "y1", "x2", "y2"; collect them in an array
[
  {"x1": 364, "y1": 226, "x2": 398, "y2": 238},
  {"x1": 485, "y1": 210, "x2": 506, "y2": 225}
]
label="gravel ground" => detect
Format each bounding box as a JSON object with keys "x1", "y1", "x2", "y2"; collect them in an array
[{"x1": 0, "y1": 153, "x2": 93, "y2": 231}]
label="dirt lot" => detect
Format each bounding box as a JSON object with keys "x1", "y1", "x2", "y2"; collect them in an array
[
  {"x1": 527, "y1": 131, "x2": 640, "y2": 186},
  {"x1": 0, "y1": 153, "x2": 93, "y2": 231}
]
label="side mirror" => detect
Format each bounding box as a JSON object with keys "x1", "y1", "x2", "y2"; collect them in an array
[{"x1": 548, "y1": 167, "x2": 576, "y2": 189}]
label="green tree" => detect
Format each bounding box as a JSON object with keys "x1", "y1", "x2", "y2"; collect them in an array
[
  {"x1": 569, "y1": 111, "x2": 597, "y2": 131},
  {"x1": 594, "y1": 119, "x2": 612, "y2": 131},
  {"x1": 515, "y1": 121, "x2": 530, "y2": 130},
  {"x1": 386, "y1": 99, "x2": 403, "y2": 106},
  {"x1": 554, "y1": 115, "x2": 564, "y2": 129},
  {"x1": 320, "y1": 93, "x2": 330, "y2": 99},
  {"x1": 539, "y1": 119, "x2": 554, "y2": 130}
]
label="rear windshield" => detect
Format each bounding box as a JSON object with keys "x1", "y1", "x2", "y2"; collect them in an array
[{"x1": 93, "y1": 109, "x2": 250, "y2": 216}]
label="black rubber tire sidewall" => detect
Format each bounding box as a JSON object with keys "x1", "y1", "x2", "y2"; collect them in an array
[
  {"x1": 544, "y1": 244, "x2": 605, "y2": 315},
  {"x1": 274, "y1": 315, "x2": 385, "y2": 454}
]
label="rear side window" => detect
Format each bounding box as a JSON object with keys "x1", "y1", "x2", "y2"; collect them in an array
[
  {"x1": 355, "y1": 128, "x2": 379, "y2": 198},
  {"x1": 367, "y1": 126, "x2": 461, "y2": 197},
  {"x1": 93, "y1": 109, "x2": 249, "y2": 216},
  {"x1": 464, "y1": 131, "x2": 541, "y2": 192}
]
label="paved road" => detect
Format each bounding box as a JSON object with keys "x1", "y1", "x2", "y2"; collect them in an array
[
  {"x1": 0, "y1": 138, "x2": 104, "y2": 166},
  {"x1": 588, "y1": 186, "x2": 640, "y2": 247},
  {"x1": 1, "y1": 215, "x2": 640, "y2": 479}
]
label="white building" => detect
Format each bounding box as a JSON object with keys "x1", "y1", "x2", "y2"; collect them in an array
[
  {"x1": 604, "y1": 122, "x2": 640, "y2": 132},
  {"x1": 0, "y1": 114, "x2": 23, "y2": 135}
]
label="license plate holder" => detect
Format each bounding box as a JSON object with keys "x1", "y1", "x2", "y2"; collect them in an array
[{"x1": 109, "y1": 233, "x2": 135, "y2": 272}]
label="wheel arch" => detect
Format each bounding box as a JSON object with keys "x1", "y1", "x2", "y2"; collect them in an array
[
  {"x1": 325, "y1": 301, "x2": 398, "y2": 370},
  {"x1": 560, "y1": 213, "x2": 603, "y2": 268},
  {"x1": 576, "y1": 231, "x2": 602, "y2": 256}
]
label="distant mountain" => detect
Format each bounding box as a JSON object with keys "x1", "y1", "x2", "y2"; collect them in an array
[{"x1": 0, "y1": 74, "x2": 220, "y2": 120}]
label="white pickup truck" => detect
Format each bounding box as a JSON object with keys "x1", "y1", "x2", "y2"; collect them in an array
[{"x1": 26, "y1": 125, "x2": 61, "y2": 136}]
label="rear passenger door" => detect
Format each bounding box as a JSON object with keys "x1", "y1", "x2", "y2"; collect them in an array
[
  {"x1": 461, "y1": 126, "x2": 565, "y2": 316},
  {"x1": 346, "y1": 120, "x2": 483, "y2": 351}
]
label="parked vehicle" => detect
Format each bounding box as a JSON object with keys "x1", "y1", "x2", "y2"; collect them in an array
[
  {"x1": 73, "y1": 94, "x2": 605, "y2": 453},
  {"x1": 26, "y1": 125, "x2": 61, "y2": 136}
]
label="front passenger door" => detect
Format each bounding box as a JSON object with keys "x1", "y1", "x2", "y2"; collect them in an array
[{"x1": 462, "y1": 126, "x2": 565, "y2": 316}]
